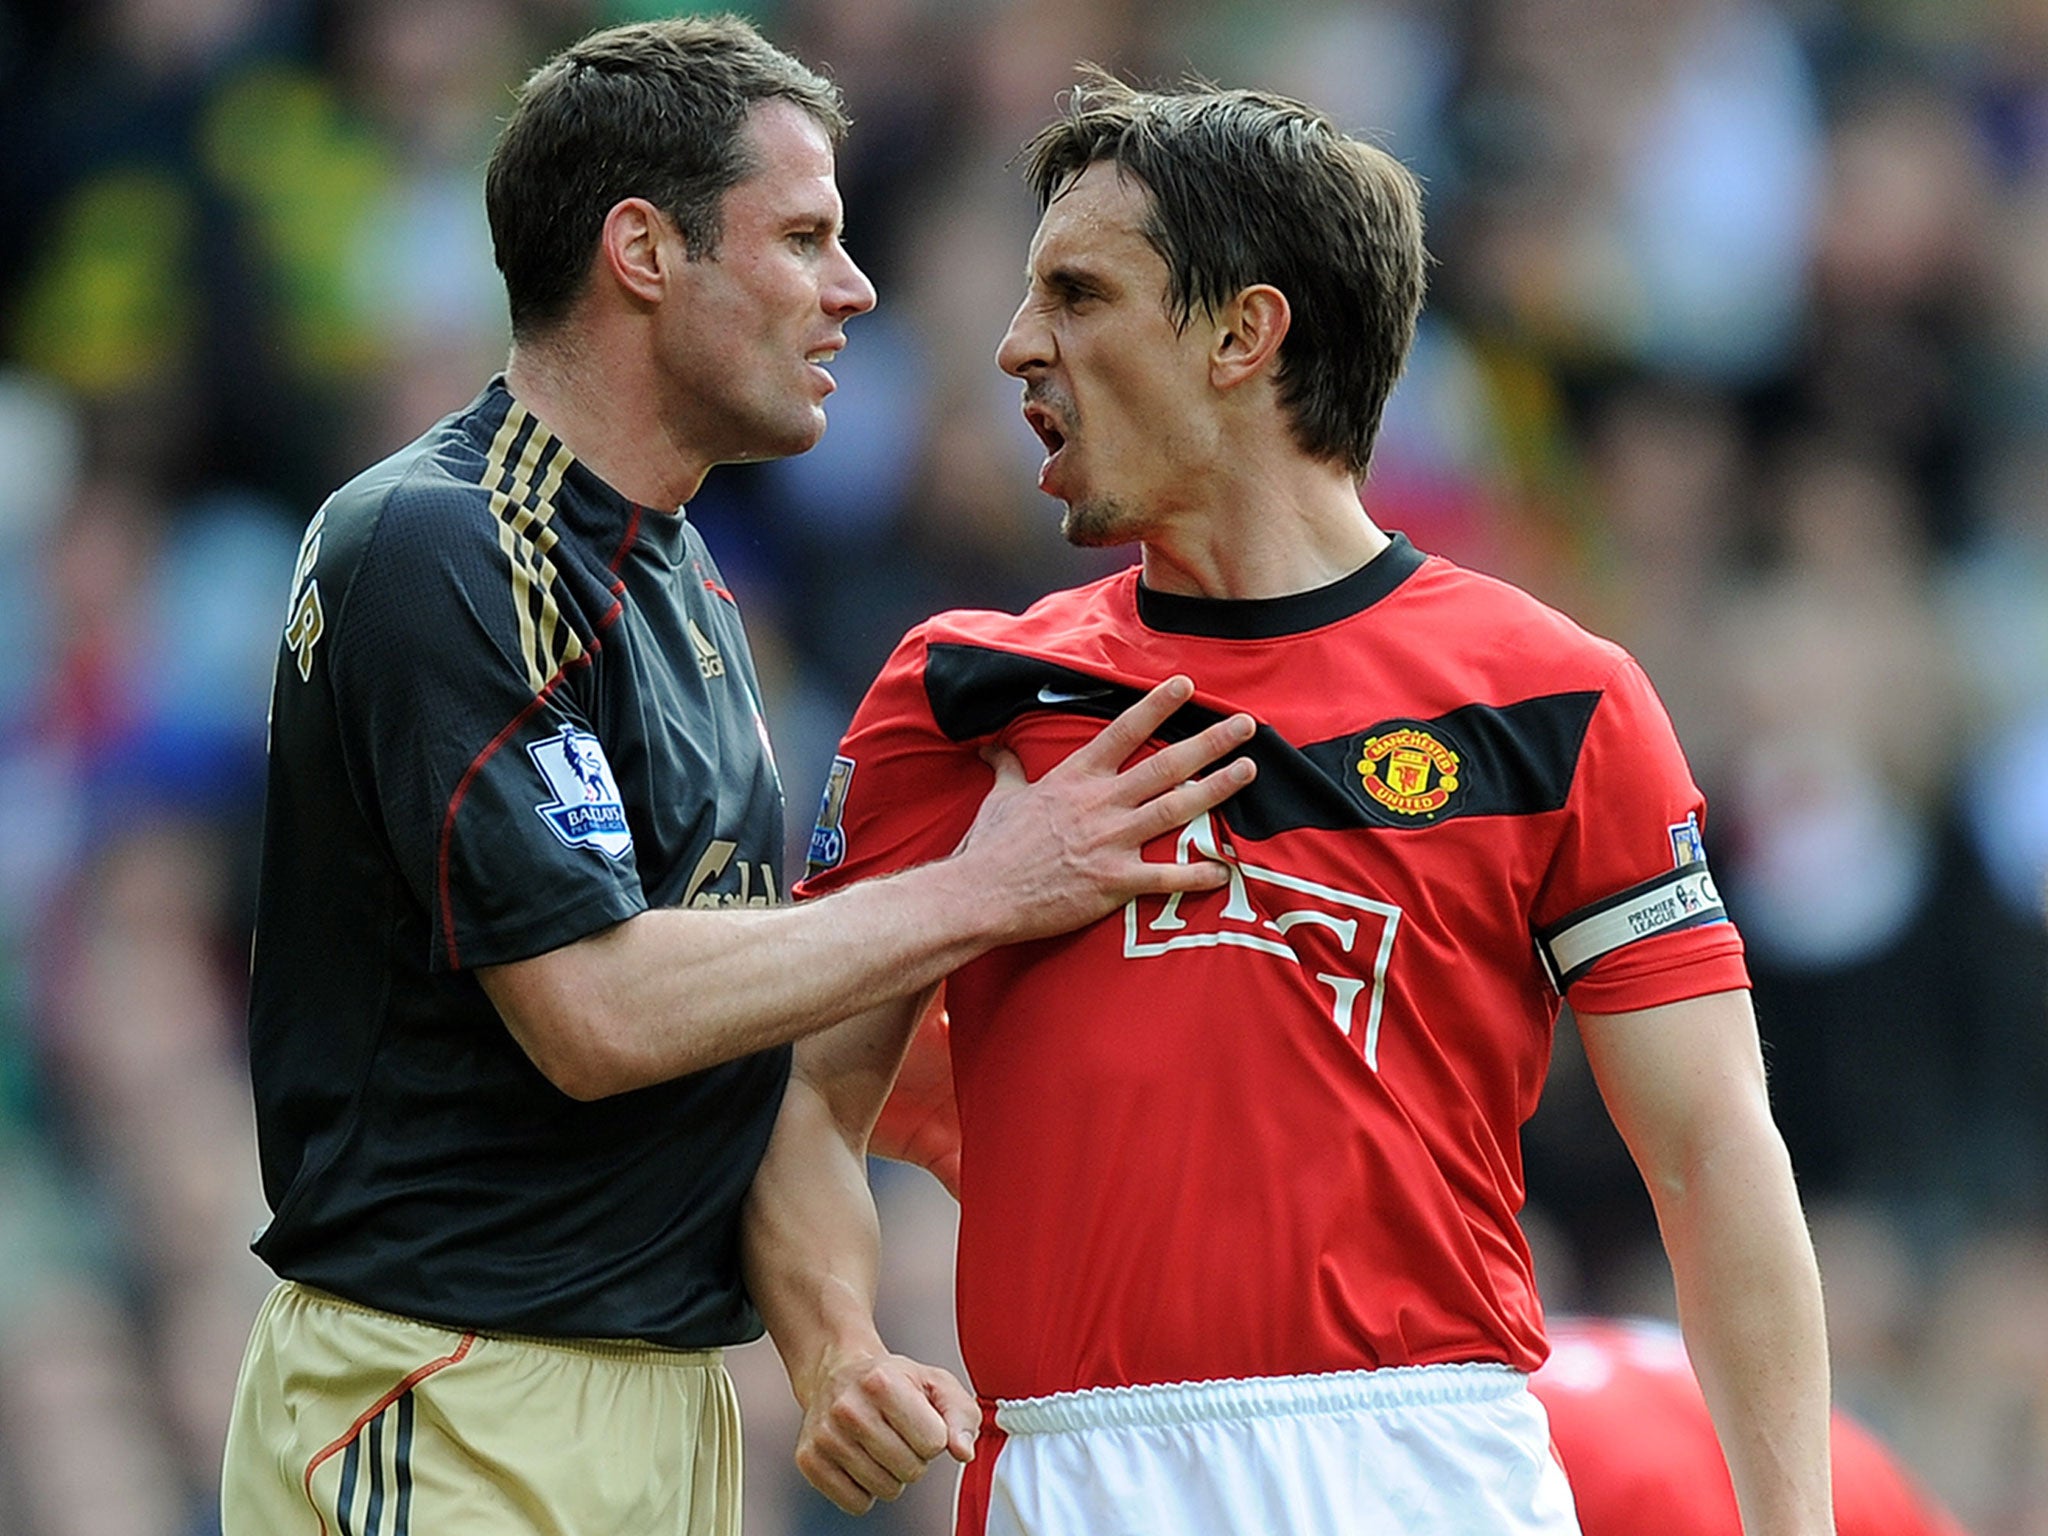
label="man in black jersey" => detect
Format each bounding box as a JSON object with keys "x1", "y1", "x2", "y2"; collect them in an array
[{"x1": 219, "y1": 18, "x2": 1256, "y2": 1536}]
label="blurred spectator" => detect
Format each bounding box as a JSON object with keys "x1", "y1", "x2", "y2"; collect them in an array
[
  {"x1": 1912, "y1": 1226, "x2": 2048, "y2": 1532},
  {"x1": 319, "y1": 0, "x2": 523, "y2": 459},
  {"x1": 1711, "y1": 438, "x2": 1974, "y2": 1215},
  {"x1": 1446, "y1": 0, "x2": 1822, "y2": 383},
  {"x1": 1776, "y1": 76, "x2": 1998, "y2": 551}
]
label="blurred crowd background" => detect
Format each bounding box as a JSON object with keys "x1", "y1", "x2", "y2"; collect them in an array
[{"x1": 2, "y1": 0, "x2": 2047, "y2": 1530}]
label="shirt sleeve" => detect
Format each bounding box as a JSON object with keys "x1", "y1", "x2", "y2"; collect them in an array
[
  {"x1": 326, "y1": 489, "x2": 645, "y2": 970},
  {"x1": 796, "y1": 625, "x2": 991, "y2": 900},
  {"x1": 1534, "y1": 655, "x2": 1749, "y2": 1015}
]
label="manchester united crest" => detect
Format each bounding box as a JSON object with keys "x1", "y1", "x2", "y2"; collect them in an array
[{"x1": 1356, "y1": 724, "x2": 1463, "y2": 820}]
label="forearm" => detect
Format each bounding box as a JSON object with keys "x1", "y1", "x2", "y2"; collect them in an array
[
  {"x1": 490, "y1": 860, "x2": 1002, "y2": 1097},
  {"x1": 742, "y1": 1028, "x2": 979, "y2": 1514},
  {"x1": 1580, "y1": 991, "x2": 1832, "y2": 1536},
  {"x1": 742, "y1": 1071, "x2": 888, "y2": 1407},
  {"x1": 484, "y1": 676, "x2": 1259, "y2": 1098},
  {"x1": 1648, "y1": 1117, "x2": 1832, "y2": 1536}
]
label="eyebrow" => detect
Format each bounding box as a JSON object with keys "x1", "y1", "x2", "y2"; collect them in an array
[
  {"x1": 777, "y1": 189, "x2": 844, "y2": 230},
  {"x1": 1033, "y1": 261, "x2": 1108, "y2": 295}
]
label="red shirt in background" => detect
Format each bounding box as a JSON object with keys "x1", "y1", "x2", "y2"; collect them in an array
[{"x1": 1534, "y1": 1317, "x2": 1969, "y2": 1536}]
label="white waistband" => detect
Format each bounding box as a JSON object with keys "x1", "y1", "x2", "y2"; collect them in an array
[{"x1": 993, "y1": 1362, "x2": 1524, "y2": 1436}]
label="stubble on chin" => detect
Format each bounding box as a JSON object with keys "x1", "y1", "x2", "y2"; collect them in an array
[{"x1": 1060, "y1": 494, "x2": 1140, "y2": 549}]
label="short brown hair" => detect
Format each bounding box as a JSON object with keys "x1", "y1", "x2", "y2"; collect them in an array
[
  {"x1": 485, "y1": 15, "x2": 848, "y2": 337},
  {"x1": 1022, "y1": 70, "x2": 1427, "y2": 477}
]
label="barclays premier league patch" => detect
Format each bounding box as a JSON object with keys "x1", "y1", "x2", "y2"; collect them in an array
[
  {"x1": 1669, "y1": 812, "x2": 1706, "y2": 868},
  {"x1": 530, "y1": 726, "x2": 633, "y2": 858},
  {"x1": 807, "y1": 755, "x2": 856, "y2": 877}
]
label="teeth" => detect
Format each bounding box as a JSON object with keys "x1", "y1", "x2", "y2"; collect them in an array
[{"x1": 806, "y1": 351, "x2": 834, "y2": 364}]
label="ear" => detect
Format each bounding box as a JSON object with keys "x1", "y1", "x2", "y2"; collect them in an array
[
  {"x1": 1210, "y1": 285, "x2": 1291, "y2": 392},
  {"x1": 597, "y1": 197, "x2": 676, "y2": 306}
]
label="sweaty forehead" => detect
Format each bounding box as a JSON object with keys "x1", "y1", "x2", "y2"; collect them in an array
[{"x1": 1027, "y1": 162, "x2": 1160, "y2": 275}]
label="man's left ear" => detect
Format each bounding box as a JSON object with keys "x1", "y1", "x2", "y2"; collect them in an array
[{"x1": 1211, "y1": 285, "x2": 1291, "y2": 390}]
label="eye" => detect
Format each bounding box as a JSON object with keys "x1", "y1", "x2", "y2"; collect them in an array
[{"x1": 1047, "y1": 274, "x2": 1103, "y2": 311}]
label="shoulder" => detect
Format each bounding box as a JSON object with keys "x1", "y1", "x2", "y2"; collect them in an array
[
  {"x1": 309, "y1": 411, "x2": 502, "y2": 591},
  {"x1": 840, "y1": 574, "x2": 1133, "y2": 734},
  {"x1": 1397, "y1": 551, "x2": 1636, "y2": 689},
  {"x1": 915, "y1": 568, "x2": 1136, "y2": 653},
  {"x1": 1398, "y1": 553, "x2": 1626, "y2": 659},
  {"x1": 295, "y1": 408, "x2": 557, "y2": 686}
]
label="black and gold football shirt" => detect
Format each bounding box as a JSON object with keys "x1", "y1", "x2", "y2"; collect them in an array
[{"x1": 248, "y1": 378, "x2": 788, "y2": 1347}]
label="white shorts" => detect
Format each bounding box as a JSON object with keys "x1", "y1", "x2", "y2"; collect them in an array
[{"x1": 963, "y1": 1362, "x2": 1582, "y2": 1536}]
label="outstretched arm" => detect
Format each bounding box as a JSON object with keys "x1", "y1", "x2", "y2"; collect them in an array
[
  {"x1": 481, "y1": 677, "x2": 1256, "y2": 1098},
  {"x1": 1577, "y1": 989, "x2": 1833, "y2": 1536},
  {"x1": 742, "y1": 989, "x2": 971, "y2": 1515}
]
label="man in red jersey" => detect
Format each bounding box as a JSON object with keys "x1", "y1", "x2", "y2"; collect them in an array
[
  {"x1": 1536, "y1": 1318, "x2": 1969, "y2": 1536},
  {"x1": 742, "y1": 71, "x2": 1832, "y2": 1536}
]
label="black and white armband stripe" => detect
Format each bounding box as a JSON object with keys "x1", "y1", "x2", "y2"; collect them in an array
[{"x1": 1535, "y1": 859, "x2": 1727, "y2": 993}]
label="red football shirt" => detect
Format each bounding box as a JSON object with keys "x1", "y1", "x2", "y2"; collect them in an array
[
  {"x1": 1535, "y1": 1318, "x2": 1970, "y2": 1536},
  {"x1": 801, "y1": 537, "x2": 1748, "y2": 1401}
]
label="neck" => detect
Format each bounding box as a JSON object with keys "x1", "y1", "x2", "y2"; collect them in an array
[
  {"x1": 1137, "y1": 458, "x2": 1390, "y2": 600},
  {"x1": 504, "y1": 329, "x2": 708, "y2": 511}
]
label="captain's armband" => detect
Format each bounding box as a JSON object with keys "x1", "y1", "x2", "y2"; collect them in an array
[{"x1": 1535, "y1": 859, "x2": 1727, "y2": 993}]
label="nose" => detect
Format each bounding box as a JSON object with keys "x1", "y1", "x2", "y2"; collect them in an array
[
  {"x1": 996, "y1": 296, "x2": 1049, "y2": 378},
  {"x1": 828, "y1": 246, "x2": 877, "y2": 320}
]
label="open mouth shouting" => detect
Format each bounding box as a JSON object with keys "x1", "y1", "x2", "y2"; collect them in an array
[{"x1": 1022, "y1": 396, "x2": 1072, "y2": 494}]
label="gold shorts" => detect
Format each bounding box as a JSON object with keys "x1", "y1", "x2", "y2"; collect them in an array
[{"x1": 221, "y1": 1281, "x2": 741, "y2": 1536}]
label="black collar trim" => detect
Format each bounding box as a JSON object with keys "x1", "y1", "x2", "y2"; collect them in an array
[{"x1": 1135, "y1": 533, "x2": 1426, "y2": 638}]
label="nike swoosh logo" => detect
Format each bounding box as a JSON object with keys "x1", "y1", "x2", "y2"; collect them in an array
[{"x1": 1035, "y1": 684, "x2": 1114, "y2": 706}]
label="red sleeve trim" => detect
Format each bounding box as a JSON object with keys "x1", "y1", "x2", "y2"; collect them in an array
[
  {"x1": 1563, "y1": 928, "x2": 1750, "y2": 1016},
  {"x1": 437, "y1": 680, "x2": 566, "y2": 970},
  {"x1": 436, "y1": 596, "x2": 626, "y2": 970}
]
